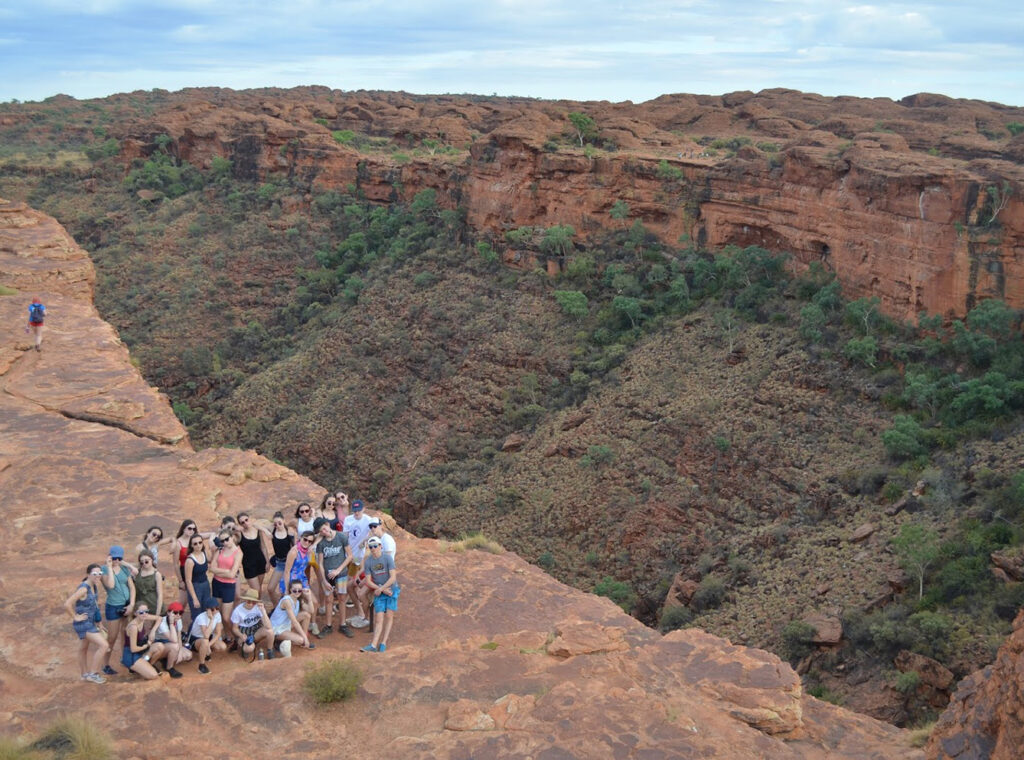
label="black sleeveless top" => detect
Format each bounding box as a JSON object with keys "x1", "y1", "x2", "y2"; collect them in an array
[{"x1": 271, "y1": 530, "x2": 294, "y2": 562}]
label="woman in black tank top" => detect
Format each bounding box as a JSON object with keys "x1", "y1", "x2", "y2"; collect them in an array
[
  {"x1": 236, "y1": 511, "x2": 272, "y2": 595},
  {"x1": 268, "y1": 511, "x2": 295, "y2": 605}
]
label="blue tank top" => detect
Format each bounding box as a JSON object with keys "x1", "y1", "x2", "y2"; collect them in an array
[
  {"x1": 288, "y1": 546, "x2": 310, "y2": 582},
  {"x1": 75, "y1": 581, "x2": 98, "y2": 620}
]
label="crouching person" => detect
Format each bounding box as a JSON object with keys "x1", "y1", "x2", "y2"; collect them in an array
[
  {"x1": 231, "y1": 588, "x2": 275, "y2": 660},
  {"x1": 188, "y1": 596, "x2": 227, "y2": 674},
  {"x1": 154, "y1": 601, "x2": 191, "y2": 673},
  {"x1": 271, "y1": 579, "x2": 316, "y2": 657},
  {"x1": 122, "y1": 605, "x2": 171, "y2": 680},
  {"x1": 360, "y1": 537, "x2": 399, "y2": 653}
]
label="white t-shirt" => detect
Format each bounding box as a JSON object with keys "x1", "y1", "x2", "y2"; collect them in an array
[
  {"x1": 379, "y1": 532, "x2": 397, "y2": 559},
  {"x1": 231, "y1": 603, "x2": 264, "y2": 631},
  {"x1": 155, "y1": 615, "x2": 182, "y2": 640},
  {"x1": 189, "y1": 611, "x2": 222, "y2": 639},
  {"x1": 343, "y1": 514, "x2": 372, "y2": 562}
]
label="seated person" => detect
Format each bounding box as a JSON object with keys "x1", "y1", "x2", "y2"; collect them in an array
[
  {"x1": 230, "y1": 588, "x2": 275, "y2": 661},
  {"x1": 270, "y1": 579, "x2": 316, "y2": 656},
  {"x1": 187, "y1": 597, "x2": 227, "y2": 674},
  {"x1": 153, "y1": 601, "x2": 192, "y2": 669}
]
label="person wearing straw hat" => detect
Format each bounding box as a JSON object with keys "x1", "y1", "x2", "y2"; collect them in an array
[{"x1": 230, "y1": 588, "x2": 274, "y2": 661}]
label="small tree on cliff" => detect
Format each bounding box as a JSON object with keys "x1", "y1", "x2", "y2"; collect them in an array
[
  {"x1": 540, "y1": 225, "x2": 575, "y2": 258},
  {"x1": 892, "y1": 522, "x2": 940, "y2": 600},
  {"x1": 568, "y1": 112, "x2": 598, "y2": 147}
]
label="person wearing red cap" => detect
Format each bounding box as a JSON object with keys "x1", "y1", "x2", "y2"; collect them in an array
[
  {"x1": 154, "y1": 602, "x2": 191, "y2": 672},
  {"x1": 26, "y1": 297, "x2": 45, "y2": 351}
]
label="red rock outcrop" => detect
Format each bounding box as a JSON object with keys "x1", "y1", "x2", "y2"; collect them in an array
[
  {"x1": 0, "y1": 197, "x2": 924, "y2": 757},
  {"x1": 107, "y1": 86, "x2": 1024, "y2": 321},
  {"x1": 928, "y1": 610, "x2": 1024, "y2": 759}
]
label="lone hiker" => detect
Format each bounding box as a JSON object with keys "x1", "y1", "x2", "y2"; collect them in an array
[{"x1": 27, "y1": 297, "x2": 45, "y2": 351}]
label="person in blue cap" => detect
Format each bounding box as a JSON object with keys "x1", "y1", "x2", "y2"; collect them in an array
[{"x1": 100, "y1": 545, "x2": 135, "y2": 675}]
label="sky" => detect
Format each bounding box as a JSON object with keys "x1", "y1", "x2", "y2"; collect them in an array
[{"x1": 1, "y1": 1, "x2": 1022, "y2": 106}]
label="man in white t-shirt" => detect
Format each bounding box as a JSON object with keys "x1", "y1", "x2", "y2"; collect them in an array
[
  {"x1": 188, "y1": 597, "x2": 227, "y2": 674},
  {"x1": 230, "y1": 588, "x2": 274, "y2": 661},
  {"x1": 342, "y1": 500, "x2": 372, "y2": 627},
  {"x1": 367, "y1": 519, "x2": 396, "y2": 558}
]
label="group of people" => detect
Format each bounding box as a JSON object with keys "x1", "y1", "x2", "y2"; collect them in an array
[{"x1": 65, "y1": 492, "x2": 400, "y2": 684}]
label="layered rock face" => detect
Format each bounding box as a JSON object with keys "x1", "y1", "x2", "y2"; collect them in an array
[
  {"x1": 0, "y1": 197, "x2": 923, "y2": 757},
  {"x1": 117, "y1": 87, "x2": 1024, "y2": 321},
  {"x1": 928, "y1": 609, "x2": 1024, "y2": 759}
]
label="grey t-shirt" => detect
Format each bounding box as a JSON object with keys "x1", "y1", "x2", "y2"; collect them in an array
[
  {"x1": 317, "y1": 530, "x2": 349, "y2": 574},
  {"x1": 364, "y1": 552, "x2": 398, "y2": 590}
]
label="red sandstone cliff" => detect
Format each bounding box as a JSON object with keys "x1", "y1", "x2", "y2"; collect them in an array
[
  {"x1": 0, "y1": 197, "x2": 924, "y2": 758},
  {"x1": 110, "y1": 87, "x2": 1024, "y2": 322}
]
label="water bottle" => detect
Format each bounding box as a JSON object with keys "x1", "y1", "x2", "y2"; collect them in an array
[{"x1": 257, "y1": 650, "x2": 265, "y2": 661}]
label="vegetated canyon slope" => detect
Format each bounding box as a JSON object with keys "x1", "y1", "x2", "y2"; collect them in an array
[
  {"x1": 2, "y1": 87, "x2": 1024, "y2": 728},
  {"x1": 0, "y1": 198, "x2": 927, "y2": 759}
]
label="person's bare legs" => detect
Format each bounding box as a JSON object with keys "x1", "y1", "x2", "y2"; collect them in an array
[
  {"x1": 297, "y1": 609, "x2": 311, "y2": 639},
  {"x1": 130, "y1": 657, "x2": 161, "y2": 680},
  {"x1": 86, "y1": 632, "x2": 110, "y2": 675},
  {"x1": 246, "y1": 574, "x2": 263, "y2": 595},
  {"x1": 105, "y1": 616, "x2": 125, "y2": 669},
  {"x1": 370, "y1": 609, "x2": 391, "y2": 649},
  {"x1": 31, "y1": 323, "x2": 43, "y2": 350}
]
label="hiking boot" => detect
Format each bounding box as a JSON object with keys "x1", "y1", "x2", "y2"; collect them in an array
[
  {"x1": 102, "y1": 665, "x2": 117, "y2": 676},
  {"x1": 317, "y1": 625, "x2": 331, "y2": 639},
  {"x1": 339, "y1": 624, "x2": 355, "y2": 638}
]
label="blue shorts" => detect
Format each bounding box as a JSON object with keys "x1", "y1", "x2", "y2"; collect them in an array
[
  {"x1": 73, "y1": 620, "x2": 100, "y2": 639},
  {"x1": 373, "y1": 587, "x2": 399, "y2": 614},
  {"x1": 212, "y1": 579, "x2": 237, "y2": 603},
  {"x1": 105, "y1": 603, "x2": 127, "y2": 622},
  {"x1": 121, "y1": 646, "x2": 145, "y2": 669}
]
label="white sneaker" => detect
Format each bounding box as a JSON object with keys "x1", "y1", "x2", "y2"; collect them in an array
[
  {"x1": 348, "y1": 616, "x2": 370, "y2": 628},
  {"x1": 279, "y1": 640, "x2": 292, "y2": 658},
  {"x1": 309, "y1": 622, "x2": 320, "y2": 636}
]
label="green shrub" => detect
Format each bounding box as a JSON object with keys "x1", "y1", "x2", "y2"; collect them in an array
[
  {"x1": 882, "y1": 416, "x2": 929, "y2": 459},
  {"x1": 331, "y1": 130, "x2": 355, "y2": 145},
  {"x1": 659, "y1": 605, "x2": 693, "y2": 632},
  {"x1": 691, "y1": 576, "x2": 726, "y2": 612},
  {"x1": 594, "y1": 576, "x2": 637, "y2": 611},
  {"x1": 894, "y1": 670, "x2": 921, "y2": 694},
  {"x1": 843, "y1": 335, "x2": 878, "y2": 366},
  {"x1": 1008, "y1": 122, "x2": 1024, "y2": 137},
  {"x1": 537, "y1": 551, "x2": 555, "y2": 570},
  {"x1": 781, "y1": 620, "x2": 818, "y2": 661},
  {"x1": 303, "y1": 658, "x2": 363, "y2": 703},
  {"x1": 554, "y1": 290, "x2": 589, "y2": 319}
]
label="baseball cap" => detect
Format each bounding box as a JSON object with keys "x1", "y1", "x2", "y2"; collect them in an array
[
  {"x1": 203, "y1": 597, "x2": 220, "y2": 609},
  {"x1": 368, "y1": 519, "x2": 381, "y2": 528},
  {"x1": 109, "y1": 546, "x2": 125, "y2": 559},
  {"x1": 167, "y1": 602, "x2": 185, "y2": 613},
  {"x1": 367, "y1": 537, "x2": 382, "y2": 548},
  {"x1": 313, "y1": 517, "x2": 330, "y2": 533},
  {"x1": 351, "y1": 500, "x2": 364, "y2": 512}
]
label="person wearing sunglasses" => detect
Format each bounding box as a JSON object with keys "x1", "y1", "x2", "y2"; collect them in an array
[
  {"x1": 122, "y1": 605, "x2": 174, "y2": 680},
  {"x1": 211, "y1": 529, "x2": 242, "y2": 638},
  {"x1": 320, "y1": 492, "x2": 347, "y2": 532},
  {"x1": 360, "y1": 537, "x2": 399, "y2": 653},
  {"x1": 230, "y1": 588, "x2": 275, "y2": 661},
  {"x1": 268, "y1": 511, "x2": 295, "y2": 604},
  {"x1": 132, "y1": 550, "x2": 163, "y2": 622},
  {"x1": 270, "y1": 579, "x2": 316, "y2": 656},
  {"x1": 313, "y1": 517, "x2": 355, "y2": 638},
  {"x1": 64, "y1": 563, "x2": 110, "y2": 683},
  {"x1": 236, "y1": 511, "x2": 273, "y2": 597},
  {"x1": 154, "y1": 601, "x2": 191, "y2": 671},
  {"x1": 279, "y1": 530, "x2": 317, "y2": 613},
  {"x1": 343, "y1": 500, "x2": 372, "y2": 627},
  {"x1": 184, "y1": 533, "x2": 211, "y2": 623},
  {"x1": 135, "y1": 526, "x2": 171, "y2": 567},
  {"x1": 100, "y1": 545, "x2": 135, "y2": 675},
  {"x1": 174, "y1": 520, "x2": 200, "y2": 606},
  {"x1": 293, "y1": 502, "x2": 316, "y2": 536}
]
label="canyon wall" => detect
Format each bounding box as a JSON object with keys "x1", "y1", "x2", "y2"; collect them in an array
[
  {"x1": 117, "y1": 87, "x2": 1024, "y2": 322},
  {"x1": 0, "y1": 197, "x2": 924, "y2": 758}
]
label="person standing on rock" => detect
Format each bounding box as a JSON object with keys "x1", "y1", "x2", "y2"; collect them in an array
[
  {"x1": 313, "y1": 516, "x2": 355, "y2": 638},
  {"x1": 237, "y1": 511, "x2": 273, "y2": 597},
  {"x1": 268, "y1": 511, "x2": 295, "y2": 604},
  {"x1": 343, "y1": 500, "x2": 372, "y2": 627},
  {"x1": 26, "y1": 297, "x2": 45, "y2": 351},
  {"x1": 184, "y1": 533, "x2": 212, "y2": 623},
  {"x1": 210, "y1": 529, "x2": 242, "y2": 641},
  {"x1": 100, "y1": 545, "x2": 135, "y2": 676},
  {"x1": 359, "y1": 537, "x2": 399, "y2": 653},
  {"x1": 64, "y1": 563, "x2": 111, "y2": 684}
]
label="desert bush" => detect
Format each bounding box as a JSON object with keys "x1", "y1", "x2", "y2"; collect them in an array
[
  {"x1": 0, "y1": 737, "x2": 40, "y2": 760},
  {"x1": 882, "y1": 416, "x2": 929, "y2": 460},
  {"x1": 659, "y1": 605, "x2": 693, "y2": 633},
  {"x1": 781, "y1": 620, "x2": 817, "y2": 661},
  {"x1": 894, "y1": 670, "x2": 921, "y2": 694},
  {"x1": 303, "y1": 658, "x2": 362, "y2": 704},
  {"x1": 450, "y1": 532, "x2": 503, "y2": 554},
  {"x1": 31, "y1": 716, "x2": 113, "y2": 760},
  {"x1": 594, "y1": 576, "x2": 637, "y2": 611},
  {"x1": 537, "y1": 551, "x2": 555, "y2": 570},
  {"x1": 690, "y1": 576, "x2": 726, "y2": 612}
]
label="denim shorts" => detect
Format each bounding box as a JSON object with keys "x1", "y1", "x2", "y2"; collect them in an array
[{"x1": 105, "y1": 603, "x2": 127, "y2": 622}]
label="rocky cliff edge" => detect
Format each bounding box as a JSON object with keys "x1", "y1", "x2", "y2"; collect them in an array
[{"x1": 0, "y1": 198, "x2": 920, "y2": 758}]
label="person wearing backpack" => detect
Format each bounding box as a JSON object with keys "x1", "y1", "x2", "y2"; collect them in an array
[{"x1": 26, "y1": 298, "x2": 45, "y2": 351}]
